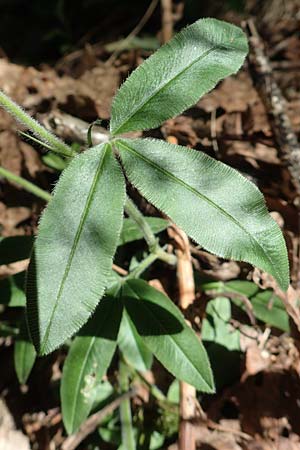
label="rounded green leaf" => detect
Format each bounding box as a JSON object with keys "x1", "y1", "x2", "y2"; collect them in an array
[
  {"x1": 122, "y1": 279, "x2": 215, "y2": 392},
  {"x1": 110, "y1": 18, "x2": 248, "y2": 135},
  {"x1": 116, "y1": 138, "x2": 289, "y2": 291},
  {"x1": 26, "y1": 144, "x2": 126, "y2": 355},
  {"x1": 61, "y1": 296, "x2": 123, "y2": 434}
]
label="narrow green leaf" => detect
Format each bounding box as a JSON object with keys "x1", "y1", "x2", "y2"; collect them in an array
[
  {"x1": 116, "y1": 138, "x2": 289, "y2": 291},
  {"x1": 14, "y1": 316, "x2": 36, "y2": 384},
  {"x1": 118, "y1": 309, "x2": 153, "y2": 371},
  {"x1": 0, "y1": 236, "x2": 33, "y2": 265},
  {"x1": 110, "y1": 18, "x2": 248, "y2": 135},
  {"x1": 61, "y1": 295, "x2": 123, "y2": 434},
  {"x1": 119, "y1": 217, "x2": 168, "y2": 246},
  {"x1": 26, "y1": 143, "x2": 126, "y2": 355},
  {"x1": 122, "y1": 279, "x2": 214, "y2": 392},
  {"x1": 0, "y1": 271, "x2": 26, "y2": 307}
]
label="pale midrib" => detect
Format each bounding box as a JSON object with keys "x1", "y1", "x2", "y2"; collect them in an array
[
  {"x1": 40, "y1": 147, "x2": 108, "y2": 354},
  {"x1": 112, "y1": 45, "x2": 218, "y2": 135},
  {"x1": 127, "y1": 284, "x2": 212, "y2": 390},
  {"x1": 119, "y1": 141, "x2": 281, "y2": 283}
]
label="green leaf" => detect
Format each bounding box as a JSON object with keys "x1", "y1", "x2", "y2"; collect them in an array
[
  {"x1": 0, "y1": 271, "x2": 26, "y2": 307},
  {"x1": 118, "y1": 309, "x2": 153, "y2": 371},
  {"x1": 167, "y1": 379, "x2": 180, "y2": 404},
  {"x1": 116, "y1": 138, "x2": 289, "y2": 291},
  {"x1": 119, "y1": 217, "x2": 168, "y2": 246},
  {"x1": 0, "y1": 236, "x2": 33, "y2": 265},
  {"x1": 26, "y1": 143, "x2": 126, "y2": 355},
  {"x1": 225, "y1": 281, "x2": 290, "y2": 332},
  {"x1": 202, "y1": 297, "x2": 240, "y2": 351},
  {"x1": 225, "y1": 280, "x2": 259, "y2": 297},
  {"x1": 14, "y1": 316, "x2": 36, "y2": 384},
  {"x1": 110, "y1": 18, "x2": 248, "y2": 135},
  {"x1": 61, "y1": 295, "x2": 123, "y2": 434},
  {"x1": 122, "y1": 279, "x2": 214, "y2": 392}
]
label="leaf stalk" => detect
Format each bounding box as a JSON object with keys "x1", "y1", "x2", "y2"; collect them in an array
[{"x1": 124, "y1": 197, "x2": 176, "y2": 266}]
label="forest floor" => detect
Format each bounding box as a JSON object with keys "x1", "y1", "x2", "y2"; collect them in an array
[{"x1": 0, "y1": 1, "x2": 300, "y2": 449}]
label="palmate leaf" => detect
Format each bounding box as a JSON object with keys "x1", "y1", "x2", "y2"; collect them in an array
[
  {"x1": 122, "y1": 279, "x2": 214, "y2": 392},
  {"x1": 26, "y1": 143, "x2": 126, "y2": 355},
  {"x1": 61, "y1": 295, "x2": 123, "y2": 434},
  {"x1": 116, "y1": 138, "x2": 289, "y2": 291},
  {"x1": 110, "y1": 18, "x2": 248, "y2": 135}
]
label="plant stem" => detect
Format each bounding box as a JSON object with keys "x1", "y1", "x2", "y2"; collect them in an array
[
  {"x1": 124, "y1": 197, "x2": 176, "y2": 265},
  {"x1": 0, "y1": 90, "x2": 75, "y2": 157},
  {"x1": 0, "y1": 166, "x2": 52, "y2": 202},
  {"x1": 119, "y1": 357, "x2": 136, "y2": 450},
  {"x1": 126, "y1": 252, "x2": 158, "y2": 280},
  {"x1": 134, "y1": 369, "x2": 167, "y2": 402}
]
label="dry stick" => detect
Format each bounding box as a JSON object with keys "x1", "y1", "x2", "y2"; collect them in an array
[
  {"x1": 170, "y1": 225, "x2": 197, "y2": 450},
  {"x1": 61, "y1": 390, "x2": 135, "y2": 450},
  {"x1": 244, "y1": 19, "x2": 300, "y2": 289},
  {"x1": 105, "y1": 0, "x2": 160, "y2": 65},
  {"x1": 161, "y1": 0, "x2": 174, "y2": 43},
  {"x1": 244, "y1": 19, "x2": 300, "y2": 199},
  {"x1": 38, "y1": 110, "x2": 109, "y2": 146}
]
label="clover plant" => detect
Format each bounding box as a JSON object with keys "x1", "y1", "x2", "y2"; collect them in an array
[{"x1": 0, "y1": 18, "x2": 289, "y2": 436}]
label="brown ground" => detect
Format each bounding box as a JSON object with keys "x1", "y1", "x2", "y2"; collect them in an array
[{"x1": 0, "y1": 0, "x2": 300, "y2": 449}]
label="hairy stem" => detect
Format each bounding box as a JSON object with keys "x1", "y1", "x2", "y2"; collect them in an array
[
  {"x1": 126, "y1": 252, "x2": 158, "y2": 280},
  {"x1": 0, "y1": 90, "x2": 75, "y2": 157},
  {"x1": 124, "y1": 197, "x2": 176, "y2": 265},
  {"x1": 0, "y1": 166, "x2": 52, "y2": 202}
]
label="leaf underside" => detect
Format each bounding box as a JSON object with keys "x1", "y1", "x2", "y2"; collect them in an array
[
  {"x1": 116, "y1": 138, "x2": 289, "y2": 291},
  {"x1": 122, "y1": 279, "x2": 215, "y2": 392},
  {"x1": 26, "y1": 143, "x2": 126, "y2": 355},
  {"x1": 61, "y1": 295, "x2": 123, "y2": 434},
  {"x1": 110, "y1": 18, "x2": 248, "y2": 135}
]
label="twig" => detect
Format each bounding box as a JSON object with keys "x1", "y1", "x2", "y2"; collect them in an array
[
  {"x1": 105, "y1": 0, "x2": 160, "y2": 65},
  {"x1": 161, "y1": 0, "x2": 174, "y2": 43},
  {"x1": 38, "y1": 110, "x2": 109, "y2": 146},
  {"x1": 244, "y1": 19, "x2": 300, "y2": 200},
  {"x1": 210, "y1": 109, "x2": 219, "y2": 157},
  {"x1": 170, "y1": 225, "x2": 197, "y2": 450},
  {"x1": 61, "y1": 390, "x2": 135, "y2": 450},
  {"x1": 207, "y1": 289, "x2": 256, "y2": 326},
  {"x1": 112, "y1": 263, "x2": 128, "y2": 276}
]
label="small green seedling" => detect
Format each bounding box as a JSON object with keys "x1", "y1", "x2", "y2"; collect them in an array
[{"x1": 0, "y1": 18, "x2": 289, "y2": 437}]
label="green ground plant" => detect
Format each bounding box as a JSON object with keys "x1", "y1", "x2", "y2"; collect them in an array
[{"x1": 0, "y1": 17, "x2": 289, "y2": 447}]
